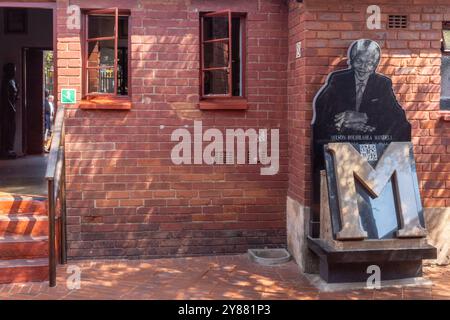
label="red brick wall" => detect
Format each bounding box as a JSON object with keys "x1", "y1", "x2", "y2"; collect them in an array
[
  {"x1": 287, "y1": 1, "x2": 311, "y2": 205},
  {"x1": 57, "y1": 0, "x2": 289, "y2": 258},
  {"x1": 290, "y1": 0, "x2": 450, "y2": 208}
]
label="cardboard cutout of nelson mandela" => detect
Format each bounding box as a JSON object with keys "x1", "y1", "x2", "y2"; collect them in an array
[
  {"x1": 312, "y1": 39, "x2": 411, "y2": 168},
  {"x1": 310, "y1": 40, "x2": 412, "y2": 237},
  {"x1": 313, "y1": 39, "x2": 411, "y2": 143}
]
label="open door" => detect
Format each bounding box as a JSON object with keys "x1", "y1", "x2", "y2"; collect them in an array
[{"x1": 23, "y1": 48, "x2": 44, "y2": 154}]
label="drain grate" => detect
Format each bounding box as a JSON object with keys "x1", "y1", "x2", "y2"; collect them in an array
[{"x1": 248, "y1": 248, "x2": 291, "y2": 266}]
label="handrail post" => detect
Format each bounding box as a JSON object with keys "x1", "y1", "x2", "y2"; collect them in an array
[
  {"x1": 48, "y1": 179, "x2": 56, "y2": 287},
  {"x1": 60, "y1": 149, "x2": 67, "y2": 264}
]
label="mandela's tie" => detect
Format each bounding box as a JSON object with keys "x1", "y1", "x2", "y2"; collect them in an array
[{"x1": 355, "y1": 81, "x2": 365, "y2": 112}]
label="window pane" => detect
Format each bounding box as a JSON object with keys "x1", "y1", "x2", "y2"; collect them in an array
[
  {"x1": 204, "y1": 41, "x2": 229, "y2": 68},
  {"x1": 440, "y1": 56, "x2": 450, "y2": 110},
  {"x1": 88, "y1": 40, "x2": 115, "y2": 68},
  {"x1": 231, "y1": 17, "x2": 242, "y2": 96},
  {"x1": 118, "y1": 17, "x2": 129, "y2": 95},
  {"x1": 119, "y1": 16, "x2": 128, "y2": 39},
  {"x1": 88, "y1": 15, "x2": 115, "y2": 38},
  {"x1": 443, "y1": 30, "x2": 450, "y2": 51},
  {"x1": 88, "y1": 68, "x2": 115, "y2": 93},
  {"x1": 118, "y1": 48, "x2": 128, "y2": 95},
  {"x1": 204, "y1": 70, "x2": 229, "y2": 95},
  {"x1": 203, "y1": 16, "x2": 229, "y2": 41}
]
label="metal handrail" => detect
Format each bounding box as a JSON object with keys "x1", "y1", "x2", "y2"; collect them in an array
[{"x1": 45, "y1": 105, "x2": 67, "y2": 287}]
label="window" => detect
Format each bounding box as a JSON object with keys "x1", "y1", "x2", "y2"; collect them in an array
[
  {"x1": 199, "y1": 11, "x2": 247, "y2": 110},
  {"x1": 80, "y1": 8, "x2": 131, "y2": 109},
  {"x1": 441, "y1": 22, "x2": 450, "y2": 111}
]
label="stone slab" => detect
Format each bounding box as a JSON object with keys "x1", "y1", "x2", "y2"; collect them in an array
[
  {"x1": 325, "y1": 238, "x2": 430, "y2": 251},
  {"x1": 308, "y1": 237, "x2": 437, "y2": 264}
]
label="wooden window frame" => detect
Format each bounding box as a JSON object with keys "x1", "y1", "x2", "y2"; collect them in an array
[
  {"x1": 199, "y1": 10, "x2": 247, "y2": 110},
  {"x1": 80, "y1": 8, "x2": 131, "y2": 110}
]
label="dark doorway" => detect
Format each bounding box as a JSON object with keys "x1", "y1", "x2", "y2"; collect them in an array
[
  {"x1": 23, "y1": 48, "x2": 48, "y2": 154},
  {"x1": 0, "y1": 7, "x2": 54, "y2": 157},
  {"x1": 0, "y1": 6, "x2": 54, "y2": 196}
]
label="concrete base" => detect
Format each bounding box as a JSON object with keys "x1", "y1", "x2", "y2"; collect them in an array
[
  {"x1": 308, "y1": 237, "x2": 436, "y2": 283},
  {"x1": 424, "y1": 207, "x2": 450, "y2": 265},
  {"x1": 304, "y1": 273, "x2": 433, "y2": 293},
  {"x1": 286, "y1": 196, "x2": 319, "y2": 273}
]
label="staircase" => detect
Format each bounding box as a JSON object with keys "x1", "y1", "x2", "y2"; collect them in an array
[{"x1": 0, "y1": 193, "x2": 49, "y2": 284}]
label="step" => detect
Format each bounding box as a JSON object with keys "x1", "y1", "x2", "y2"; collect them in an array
[
  {"x1": 0, "y1": 196, "x2": 47, "y2": 215},
  {"x1": 0, "y1": 258, "x2": 48, "y2": 284},
  {"x1": 0, "y1": 215, "x2": 48, "y2": 237},
  {"x1": 0, "y1": 236, "x2": 48, "y2": 260}
]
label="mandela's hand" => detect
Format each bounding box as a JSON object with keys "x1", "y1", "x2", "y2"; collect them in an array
[
  {"x1": 334, "y1": 111, "x2": 370, "y2": 132},
  {"x1": 348, "y1": 123, "x2": 376, "y2": 133}
]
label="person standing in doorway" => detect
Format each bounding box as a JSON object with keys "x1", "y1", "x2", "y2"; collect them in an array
[
  {"x1": 48, "y1": 94, "x2": 55, "y2": 124},
  {"x1": 1, "y1": 63, "x2": 19, "y2": 159},
  {"x1": 44, "y1": 89, "x2": 54, "y2": 152}
]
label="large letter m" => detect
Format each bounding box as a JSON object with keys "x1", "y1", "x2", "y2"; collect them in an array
[{"x1": 327, "y1": 142, "x2": 427, "y2": 240}]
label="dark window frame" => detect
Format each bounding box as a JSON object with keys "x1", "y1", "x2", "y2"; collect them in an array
[{"x1": 199, "y1": 10, "x2": 248, "y2": 110}]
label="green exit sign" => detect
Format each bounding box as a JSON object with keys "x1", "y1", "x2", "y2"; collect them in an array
[{"x1": 61, "y1": 89, "x2": 76, "y2": 104}]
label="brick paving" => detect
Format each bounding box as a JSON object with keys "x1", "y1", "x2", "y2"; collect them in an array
[{"x1": 0, "y1": 255, "x2": 448, "y2": 300}]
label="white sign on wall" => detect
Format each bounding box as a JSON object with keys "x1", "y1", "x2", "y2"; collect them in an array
[{"x1": 296, "y1": 41, "x2": 302, "y2": 59}]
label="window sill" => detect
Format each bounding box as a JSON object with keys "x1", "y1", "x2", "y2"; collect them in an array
[
  {"x1": 198, "y1": 98, "x2": 248, "y2": 110},
  {"x1": 79, "y1": 96, "x2": 132, "y2": 110}
]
